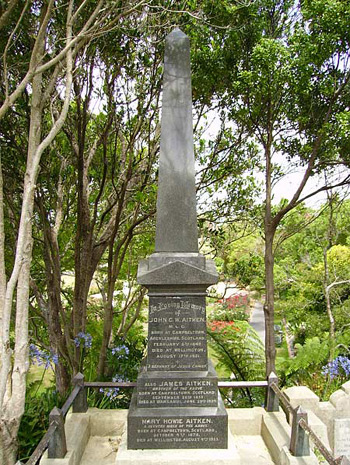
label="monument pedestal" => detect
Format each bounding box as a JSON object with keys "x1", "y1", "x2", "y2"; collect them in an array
[
  {"x1": 118, "y1": 429, "x2": 239, "y2": 465},
  {"x1": 127, "y1": 256, "x2": 228, "y2": 450},
  {"x1": 128, "y1": 391, "x2": 227, "y2": 449}
]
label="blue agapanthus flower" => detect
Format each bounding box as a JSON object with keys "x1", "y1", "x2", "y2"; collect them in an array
[
  {"x1": 111, "y1": 345, "x2": 130, "y2": 356},
  {"x1": 322, "y1": 356, "x2": 350, "y2": 380},
  {"x1": 99, "y1": 375, "x2": 129, "y2": 400},
  {"x1": 73, "y1": 332, "x2": 92, "y2": 349},
  {"x1": 29, "y1": 344, "x2": 59, "y2": 369}
]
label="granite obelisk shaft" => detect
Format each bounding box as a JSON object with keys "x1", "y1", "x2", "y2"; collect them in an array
[{"x1": 155, "y1": 28, "x2": 198, "y2": 253}]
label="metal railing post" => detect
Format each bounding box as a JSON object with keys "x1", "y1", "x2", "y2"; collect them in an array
[
  {"x1": 266, "y1": 371, "x2": 279, "y2": 412},
  {"x1": 48, "y1": 407, "x2": 67, "y2": 458},
  {"x1": 290, "y1": 406, "x2": 309, "y2": 457},
  {"x1": 72, "y1": 372, "x2": 88, "y2": 413}
]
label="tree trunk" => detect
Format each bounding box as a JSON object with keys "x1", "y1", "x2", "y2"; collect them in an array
[
  {"x1": 0, "y1": 36, "x2": 44, "y2": 461},
  {"x1": 282, "y1": 316, "x2": 295, "y2": 358},
  {"x1": 39, "y1": 196, "x2": 72, "y2": 393},
  {"x1": 0, "y1": 419, "x2": 18, "y2": 465},
  {"x1": 97, "y1": 236, "x2": 131, "y2": 378},
  {"x1": 97, "y1": 280, "x2": 115, "y2": 379},
  {"x1": 264, "y1": 225, "x2": 276, "y2": 375},
  {"x1": 263, "y1": 129, "x2": 276, "y2": 376},
  {"x1": 323, "y1": 248, "x2": 336, "y2": 362}
]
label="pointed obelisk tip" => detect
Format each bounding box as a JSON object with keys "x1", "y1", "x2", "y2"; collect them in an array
[{"x1": 166, "y1": 27, "x2": 188, "y2": 41}]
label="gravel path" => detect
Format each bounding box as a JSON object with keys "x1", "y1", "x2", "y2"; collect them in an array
[{"x1": 250, "y1": 301, "x2": 265, "y2": 346}]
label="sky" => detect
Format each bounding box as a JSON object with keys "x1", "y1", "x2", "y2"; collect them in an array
[{"x1": 200, "y1": 108, "x2": 350, "y2": 210}]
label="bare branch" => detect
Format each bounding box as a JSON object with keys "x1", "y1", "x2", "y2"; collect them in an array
[{"x1": 0, "y1": 0, "x2": 19, "y2": 30}]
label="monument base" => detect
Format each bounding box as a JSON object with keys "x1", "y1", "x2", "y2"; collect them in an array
[
  {"x1": 136, "y1": 359, "x2": 219, "y2": 408},
  {"x1": 117, "y1": 428, "x2": 239, "y2": 465},
  {"x1": 128, "y1": 391, "x2": 228, "y2": 449}
]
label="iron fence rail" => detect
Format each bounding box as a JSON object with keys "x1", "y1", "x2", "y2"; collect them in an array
[
  {"x1": 61, "y1": 385, "x2": 81, "y2": 417},
  {"x1": 25, "y1": 424, "x2": 57, "y2": 465},
  {"x1": 268, "y1": 378, "x2": 350, "y2": 465},
  {"x1": 298, "y1": 418, "x2": 335, "y2": 465},
  {"x1": 270, "y1": 382, "x2": 294, "y2": 414},
  {"x1": 22, "y1": 373, "x2": 350, "y2": 465}
]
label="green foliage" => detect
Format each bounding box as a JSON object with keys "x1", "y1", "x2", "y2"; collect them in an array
[
  {"x1": 207, "y1": 320, "x2": 265, "y2": 407},
  {"x1": 210, "y1": 295, "x2": 250, "y2": 322},
  {"x1": 88, "y1": 331, "x2": 146, "y2": 409},
  {"x1": 278, "y1": 337, "x2": 329, "y2": 380},
  {"x1": 107, "y1": 333, "x2": 147, "y2": 382},
  {"x1": 17, "y1": 385, "x2": 63, "y2": 461},
  {"x1": 277, "y1": 330, "x2": 350, "y2": 399},
  {"x1": 228, "y1": 253, "x2": 264, "y2": 289},
  {"x1": 207, "y1": 320, "x2": 265, "y2": 381},
  {"x1": 4, "y1": 3, "x2": 350, "y2": 457}
]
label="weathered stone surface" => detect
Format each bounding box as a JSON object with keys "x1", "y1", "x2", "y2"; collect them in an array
[
  {"x1": 334, "y1": 418, "x2": 350, "y2": 459},
  {"x1": 118, "y1": 429, "x2": 240, "y2": 465},
  {"x1": 148, "y1": 252, "x2": 206, "y2": 270},
  {"x1": 138, "y1": 259, "x2": 218, "y2": 287},
  {"x1": 330, "y1": 390, "x2": 350, "y2": 418},
  {"x1": 128, "y1": 393, "x2": 227, "y2": 449},
  {"x1": 155, "y1": 29, "x2": 198, "y2": 253},
  {"x1": 147, "y1": 295, "x2": 208, "y2": 371},
  {"x1": 136, "y1": 361, "x2": 218, "y2": 408}
]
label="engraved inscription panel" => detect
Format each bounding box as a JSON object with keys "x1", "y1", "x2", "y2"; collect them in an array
[
  {"x1": 128, "y1": 415, "x2": 227, "y2": 449},
  {"x1": 137, "y1": 378, "x2": 217, "y2": 407},
  {"x1": 147, "y1": 296, "x2": 207, "y2": 371},
  {"x1": 334, "y1": 419, "x2": 350, "y2": 458}
]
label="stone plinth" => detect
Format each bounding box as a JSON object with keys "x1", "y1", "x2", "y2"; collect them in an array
[
  {"x1": 118, "y1": 428, "x2": 238, "y2": 465},
  {"x1": 127, "y1": 256, "x2": 227, "y2": 449},
  {"x1": 128, "y1": 392, "x2": 227, "y2": 449}
]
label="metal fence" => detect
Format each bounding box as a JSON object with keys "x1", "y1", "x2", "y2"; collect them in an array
[
  {"x1": 265, "y1": 373, "x2": 350, "y2": 465},
  {"x1": 21, "y1": 372, "x2": 350, "y2": 465}
]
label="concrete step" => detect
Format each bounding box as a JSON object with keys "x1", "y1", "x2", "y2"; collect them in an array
[
  {"x1": 80, "y1": 433, "x2": 274, "y2": 465},
  {"x1": 234, "y1": 435, "x2": 274, "y2": 465},
  {"x1": 80, "y1": 436, "x2": 120, "y2": 465},
  {"x1": 39, "y1": 408, "x2": 322, "y2": 465}
]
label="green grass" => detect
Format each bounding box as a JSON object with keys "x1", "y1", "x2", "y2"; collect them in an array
[{"x1": 27, "y1": 365, "x2": 55, "y2": 393}]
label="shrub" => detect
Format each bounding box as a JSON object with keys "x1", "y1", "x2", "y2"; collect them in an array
[
  {"x1": 17, "y1": 385, "x2": 63, "y2": 461},
  {"x1": 90, "y1": 333, "x2": 147, "y2": 409},
  {"x1": 207, "y1": 320, "x2": 265, "y2": 407},
  {"x1": 211, "y1": 294, "x2": 250, "y2": 322}
]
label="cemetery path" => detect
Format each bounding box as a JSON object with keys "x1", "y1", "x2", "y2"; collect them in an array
[
  {"x1": 250, "y1": 301, "x2": 265, "y2": 346},
  {"x1": 79, "y1": 433, "x2": 275, "y2": 465}
]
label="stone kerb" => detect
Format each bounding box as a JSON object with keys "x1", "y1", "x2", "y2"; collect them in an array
[
  {"x1": 283, "y1": 386, "x2": 331, "y2": 452},
  {"x1": 284, "y1": 382, "x2": 350, "y2": 458},
  {"x1": 40, "y1": 412, "x2": 90, "y2": 465},
  {"x1": 261, "y1": 410, "x2": 319, "y2": 465},
  {"x1": 39, "y1": 407, "x2": 325, "y2": 465},
  {"x1": 39, "y1": 409, "x2": 128, "y2": 465}
]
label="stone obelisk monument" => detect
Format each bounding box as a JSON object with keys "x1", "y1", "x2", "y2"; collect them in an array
[{"x1": 127, "y1": 28, "x2": 228, "y2": 450}]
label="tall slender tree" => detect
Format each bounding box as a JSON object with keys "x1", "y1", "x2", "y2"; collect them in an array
[
  {"x1": 0, "y1": 1, "x2": 150, "y2": 462},
  {"x1": 190, "y1": 0, "x2": 350, "y2": 374}
]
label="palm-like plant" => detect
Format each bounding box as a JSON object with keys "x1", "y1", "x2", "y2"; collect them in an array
[{"x1": 207, "y1": 320, "x2": 265, "y2": 407}]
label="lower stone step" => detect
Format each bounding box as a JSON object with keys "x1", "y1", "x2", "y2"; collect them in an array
[
  {"x1": 80, "y1": 436, "x2": 120, "y2": 465},
  {"x1": 235, "y1": 435, "x2": 274, "y2": 465},
  {"x1": 116, "y1": 429, "x2": 240, "y2": 465}
]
